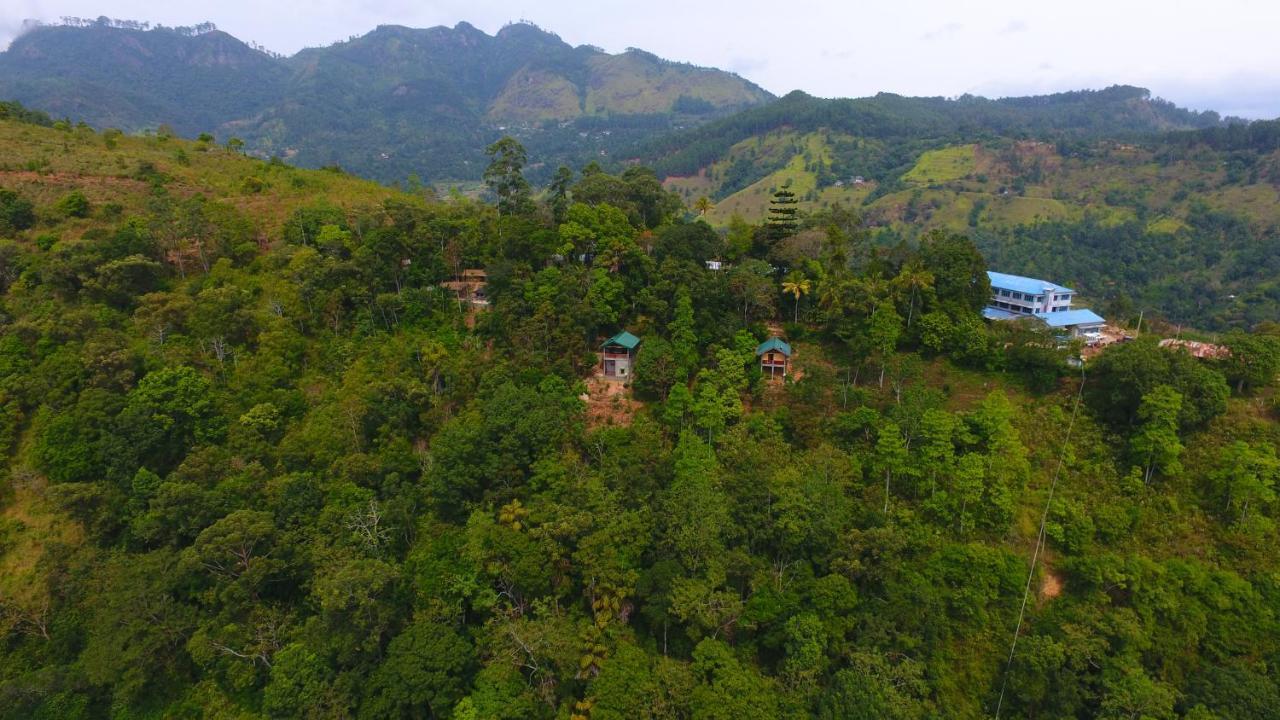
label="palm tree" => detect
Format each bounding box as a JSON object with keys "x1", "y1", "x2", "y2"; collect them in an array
[
  {"x1": 781, "y1": 273, "x2": 811, "y2": 323},
  {"x1": 893, "y1": 261, "x2": 935, "y2": 329},
  {"x1": 694, "y1": 196, "x2": 712, "y2": 217}
]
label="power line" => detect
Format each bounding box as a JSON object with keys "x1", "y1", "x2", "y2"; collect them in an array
[{"x1": 994, "y1": 363, "x2": 1086, "y2": 719}]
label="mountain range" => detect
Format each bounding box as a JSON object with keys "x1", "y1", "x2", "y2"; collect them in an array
[
  {"x1": 0, "y1": 19, "x2": 772, "y2": 183},
  {"x1": 3, "y1": 19, "x2": 1248, "y2": 191}
]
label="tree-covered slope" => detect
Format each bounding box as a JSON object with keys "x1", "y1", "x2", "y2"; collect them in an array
[
  {"x1": 0, "y1": 19, "x2": 772, "y2": 184},
  {"x1": 638, "y1": 86, "x2": 1229, "y2": 179},
  {"x1": 0, "y1": 24, "x2": 290, "y2": 137},
  {"x1": 1, "y1": 116, "x2": 1280, "y2": 720}
]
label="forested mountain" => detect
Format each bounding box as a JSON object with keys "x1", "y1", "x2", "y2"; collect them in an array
[
  {"x1": 639, "y1": 86, "x2": 1230, "y2": 180},
  {"x1": 2, "y1": 106, "x2": 1280, "y2": 720},
  {"x1": 0, "y1": 19, "x2": 771, "y2": 183}
]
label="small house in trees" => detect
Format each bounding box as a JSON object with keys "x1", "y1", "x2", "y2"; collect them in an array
[
  {"x1": 441, "y1": 269, "x2": 488, "y2": 306},
  {"x1": 756, "y1": 337, "x2": 792, "y2": 380},
  {"x1": 600, "y1": 331, "x2": 641, "y2": 380}
]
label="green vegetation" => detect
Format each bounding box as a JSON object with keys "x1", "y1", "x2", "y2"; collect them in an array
[{"x1": 1, "y1": 119, "x2": 1278, "y2": 719}]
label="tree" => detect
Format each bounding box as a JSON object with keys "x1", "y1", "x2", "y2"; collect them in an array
[
  {"x1": 727, "y1": 259, "x2": 776, "y2": 324},
  {"x1": 892, "y1": 260, "x2": 934, "y2": 329},
  {"x1": 264, "y1": 642, "x2": 346, "y2": 718},
  {"x1": 669, "y1": 288, "x2": 699, "y2": 380},
  {"x1": 869, "y1": 300, "x2": 903, "y2": 387},
  {"x1": 654, "y1": 221, "x2": 721, "y2": 265},
  {"x1": 589, "y1": 642, "x2": 694, "y2": 720},
  {"x1": 54, "y1": 190, "x2": 92, "y2": 218},
  {"x1": 874, "y1": 421, "x2": 909, "y2": 514},
  {"x1": 549, "y1": 165, "x2": 574, "y2": 224},
  {"x1": 360, "y1": 619, "x2": 476, "y2": 719},
  {"x1": 918, "y1": 229, "x2": 989, "y2": 313},
  {"x1": 185, "y1": 509, "x2": 277, "y2": 586},
  {"x1": 694, "y1": 196, "x2": 712, "y2": 216},
  {"x1": 116, "y1": 365, "x2": 225, "y2": 475},
  {"x1": 1210, "y1": 441, "x2": 1279, "y2": 523},
  {"x1": 1220, "y1": 331, "x2": 1280, "y2": 394},
  {"x1": 765, "y1": 186, "x2": 799, "y2": 245},
  {"x1": 633, "y1": 336, "x2": 679, "y2": 400},
  {"x1": 782, "y1": 272, "x2": 811, "y2": 323},
  {"x1": 0, "y1": 188, "x2": 35, "y2": 234},
  {"x1": 225, "y1": 137, "x2": 245, "y2": 153},
  {"x1": 1129, "y1": 385, "x2": 1184, "y2": 483},
  {"x1": 484, "y1": 136, "x2": 532, "y2": 216},
  {"x1": 1087, "y1": 339, "x2": 1229, "y2": 432},
  {"x1": 689, "y1": 639, "x2": 781, "y2": 720},
  {"x1": 662, "y1": 432, "x2": 728, "y2": 575}
]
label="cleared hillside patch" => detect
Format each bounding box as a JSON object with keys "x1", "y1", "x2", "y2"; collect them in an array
[{"x1": 903, "y1": 144, "x2": 977, "y2": 184}]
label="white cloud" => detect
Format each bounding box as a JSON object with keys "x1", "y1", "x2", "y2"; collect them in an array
[{"x1": 4, "y1": 0, "x2": 1279, "y2": 117}]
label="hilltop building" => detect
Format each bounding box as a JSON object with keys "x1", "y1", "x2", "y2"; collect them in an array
[
  {"x1": 982, "y1": 271, "x2": 1105, "y2": 341},
  {"x1": 600, "y1": 331, "x2": 640, "y2": 380},
  {"x1": 756, "y1": 337, "x2": 792, "y2": 380}
]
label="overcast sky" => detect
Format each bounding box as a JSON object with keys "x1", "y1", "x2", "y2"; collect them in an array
[{"x1": 3, "y1": 0, "x2": 1279, "y2": 118}]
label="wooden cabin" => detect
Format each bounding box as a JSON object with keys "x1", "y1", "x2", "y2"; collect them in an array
[
  {"x1": 600, "y1": 331, "x2": 641, "y2": 380},
  {"x1": 441, "y1": 269, "x2": 489, "y2": 305},
  {"x1": 756, "y1": 337, "x2": 792, "y2": 380}
]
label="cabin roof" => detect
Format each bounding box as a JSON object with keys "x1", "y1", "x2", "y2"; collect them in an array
[
  {"x1": 756, "y1": 337, "x2": 792, "y2": 357},
  {"x1": 601, "y1": 330, "x2": 641, "y2": 350}
]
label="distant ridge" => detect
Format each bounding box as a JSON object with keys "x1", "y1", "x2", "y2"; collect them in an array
[{"x1": 0, "y1": 18, "x2": 773, "y2": 183}]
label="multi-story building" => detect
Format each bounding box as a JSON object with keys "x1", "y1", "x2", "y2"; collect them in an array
[
  {"x1": 983, "y1": 271, "x2": 1105, "y2": 341},
  {"x1": 985, "y1": 271, "x2": 1075, "y2": 316}
]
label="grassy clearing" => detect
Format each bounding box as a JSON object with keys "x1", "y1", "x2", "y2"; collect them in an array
[{"x1": 902, "y1": 144, "x2": 977, "y2": 184}]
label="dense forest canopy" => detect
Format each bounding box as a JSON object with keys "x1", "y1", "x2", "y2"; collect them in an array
[{"x1": 0, "y1": 110, "x2": 1279, "y2": 720}]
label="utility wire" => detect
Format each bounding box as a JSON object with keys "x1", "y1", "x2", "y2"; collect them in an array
[{"x1": 994, "y1": 363, "x2": 1087, "y2": 719}]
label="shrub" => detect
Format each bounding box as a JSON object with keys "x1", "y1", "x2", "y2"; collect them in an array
[
  {"x1": 0, "y1": 189, "x2": 36, "y2": 233},
  {"x1": 54, "y1": 190, "x2": 92, "y2": 219}
]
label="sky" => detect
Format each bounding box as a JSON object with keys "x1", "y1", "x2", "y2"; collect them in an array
[{"x1": 3, "y1": 0, "x2": 1279, "y2": 118}]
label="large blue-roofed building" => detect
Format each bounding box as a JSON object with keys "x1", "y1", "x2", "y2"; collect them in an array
[
  {"x1": 985, "y1": 271, "x2": 1105, "y2": 341},
  {"x1": 987, "y1": 271, "x2": 1075, "y2": 316}
]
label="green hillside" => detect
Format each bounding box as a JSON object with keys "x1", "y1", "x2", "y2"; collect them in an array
[{"x1": 3, "y1": 112, "x2": 1280, "y2": 720}]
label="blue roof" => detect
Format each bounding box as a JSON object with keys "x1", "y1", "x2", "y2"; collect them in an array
[
  {"x1": 1035, "y1": 309, "x2": 1105, "y2": 327},
  {"x1": 756, "y1": 337, "x2": 792, "y2": 357},
  {"x1": 987, "y1": 271, "x2": 1073, "y2": 296},
  {"x1": 982, "y1": 306, "x2": 1021, "y2": 320},
  {"x1": 601, "y1": 331, "x2": 641, "y2": 350}
]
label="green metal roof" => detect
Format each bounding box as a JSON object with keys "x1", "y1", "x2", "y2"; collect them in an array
[
  {"x1": 756, "y1": 337, "x2": 792, "y2": 357},
  {"x1": 601, "y1": 330, "x2": 641, "y2": 350}
]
